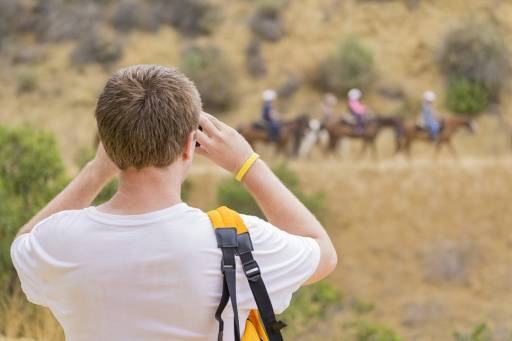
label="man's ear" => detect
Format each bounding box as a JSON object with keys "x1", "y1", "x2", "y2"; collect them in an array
[{"x1": 182, "y1": 132, "x2": 195, "y2": 161}]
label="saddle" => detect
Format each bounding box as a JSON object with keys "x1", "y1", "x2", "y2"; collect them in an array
[{"x1": 252, "y1": 121, "x2": 268, "y2": 130}]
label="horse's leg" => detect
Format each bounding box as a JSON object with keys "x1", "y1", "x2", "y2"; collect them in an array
[
  {"x1": 358, "y1": 140, "x2": 368, "y2": 159},
  {"x1": 433, "y1": 139, "x2": 443, "y2": 161},
  {"x1": 370, "y1": 139, "x2": 378, "y2": 161},
  {"x1": 447, "y1": 140, "x2": 459, "y2": 160}
]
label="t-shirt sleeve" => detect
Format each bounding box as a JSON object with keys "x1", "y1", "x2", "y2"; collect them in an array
[
  {"x1": 10, "y1": 212, "x2": 63, "y2": 306},
  {"x1": 236, "y1": 214, "x2": 321, "y2": 314}
]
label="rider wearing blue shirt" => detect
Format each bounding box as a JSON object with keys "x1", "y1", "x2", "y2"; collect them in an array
[
  {"x1": 261, "y1": 89, "x2": 280, "y2": 141},
  {"x1": 421, "y1": 91, "x2": 440, "y2": 140}
]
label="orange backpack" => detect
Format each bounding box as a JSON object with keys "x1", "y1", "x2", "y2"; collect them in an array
[{"x1": 207, "y1": 206, "x2": 286, "y2": 341}]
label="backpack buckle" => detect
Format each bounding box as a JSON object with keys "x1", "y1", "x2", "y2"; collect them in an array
[{"x1": 242, "y1": 260, "x2": 261, "y2": 282}]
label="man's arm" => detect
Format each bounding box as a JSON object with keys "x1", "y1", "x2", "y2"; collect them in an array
[
  {"x1": 15, "y1": 144, "x2": 118, "y2": 237},
  {"x1": 195, "y1": 113, "x2": 337, "y2": 284}
]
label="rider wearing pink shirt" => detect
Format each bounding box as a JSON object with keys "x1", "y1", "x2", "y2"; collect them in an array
[{"x1": 347, "y1": 88, "x2": 368, "y2": 133}]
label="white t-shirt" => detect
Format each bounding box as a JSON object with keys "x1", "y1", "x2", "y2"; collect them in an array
[{"x1": 11, "y1": 203, "x2": 320, "y2": 341}]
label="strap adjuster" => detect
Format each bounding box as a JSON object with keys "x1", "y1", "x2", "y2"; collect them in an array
[{"x1": 242, "y1": 260, "x2": 261, "y2": 281}]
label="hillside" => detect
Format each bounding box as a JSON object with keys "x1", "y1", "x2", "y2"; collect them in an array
[{"x1": 1, "y1": 0, "x2": 512, "y2": 340}]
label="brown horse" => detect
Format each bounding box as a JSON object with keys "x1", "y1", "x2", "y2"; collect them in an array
[
  {"x1": 237, "y1": 114, "x2": 311, "y2": 156},
  {"x1": 398, "y1": 116, "x2": 475, "y2": 158},
  {"x1": 324, "y1": 115, "x2": 403, "y2": 158}
]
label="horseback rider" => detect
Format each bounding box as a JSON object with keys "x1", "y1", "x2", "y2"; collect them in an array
[
  {"x1": 347, "y1": 88, "x2": 368, "y2": 133},
  {"x1": 261, "y1": 89, "x2": 281, "y2": 141},
  {"x1": 321, "y1": 93, "x2": 337, "y2": 123},
  {"x1": 421, "y1": 91, "x2": 441, "y2": 141}
]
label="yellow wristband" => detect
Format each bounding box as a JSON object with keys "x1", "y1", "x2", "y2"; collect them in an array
[{"x1": 235, "y1": 153, "x2": 260, "y2": 182}]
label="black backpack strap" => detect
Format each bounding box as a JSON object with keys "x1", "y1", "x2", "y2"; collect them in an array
[
  {"x1": 237, "y1": 232, "x2": 287, "y2": 341},
  {"x1": 215, "y1": 228, "x2": 241, "y2": 341}
]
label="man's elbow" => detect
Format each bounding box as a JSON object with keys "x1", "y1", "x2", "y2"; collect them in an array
[{"x1": 325, "y1": 245, "x2": 338, "y2": 275}]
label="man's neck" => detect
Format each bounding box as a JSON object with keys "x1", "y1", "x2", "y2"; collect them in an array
[{"x1": 97, "y1": 165, "x2": 184, "y2": 215}]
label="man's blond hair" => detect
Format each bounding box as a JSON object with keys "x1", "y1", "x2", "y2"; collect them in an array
[{"x1": 95, "y1": 64, "x2": 201, "y2": 170}]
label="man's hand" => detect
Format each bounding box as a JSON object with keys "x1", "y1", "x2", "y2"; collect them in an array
[
  {"x1": 90, "y1": 143, "x2": 119, "y2": 179},
  {"x1": 195, "y1": 112, "x2": 254, "y2": 174}
]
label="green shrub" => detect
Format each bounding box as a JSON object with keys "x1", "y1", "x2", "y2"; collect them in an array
[
  {"x1": 280, "y1": 280, "x2": 343, "y2": 337},
  {"x1": 181, "y1": 45, "x2": 237, "y2": 112},
  {"x1": 343, "y1": 320, "x2": 403, "y2": 341},
  {"x1": 314, "y1": 37, "x2": 375, "y2": 94},
  {"x1": 453, "y1": 323, "x2": 493, "y2": 341},
  {"x1": 0, "y1": 125, "x2": 67, "y2": 294},
  {"x1": 216, "y1": 163, "x2": 325, "y2": 219},
  {"x1": 445, "y1": 78, "x2": 488, "y2": 116},
  {"x1": 438, "y1": 22, "x2": 510, "y2": 103}
]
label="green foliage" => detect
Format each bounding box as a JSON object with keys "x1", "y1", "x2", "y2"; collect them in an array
[
  {"x1": 343, "y1": 320, "x2": 403, "y2": 341},
  {"x1": 280, "y1": 280, "x2": 343, "y2": 337},
  {"x1": 216, "y1": 163, "x2": 325, "y2": 219},
  {"x1": 438, "y1": 22, "x2": 510, "y2": 103},
  {"x1": 453, "y1": 323, "x2": 493, "y2": 341},
  {"x1": 0, "y1": 125, "x2": 67, "y2": 293},
  {"x1": 314, "y1": 37, "x2": 375, "y2": 94},
  {"x1": 181, "y1": 44, "x2": 237, "y2": 112},
  {"x1": 352, "y1": 297, "x2": 375, "y2": 315},
  {"x1": 445, "y1": 79, "x2": 488, "y2": 116}
]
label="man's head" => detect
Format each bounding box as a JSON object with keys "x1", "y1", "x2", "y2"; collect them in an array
[{"x1": 95, "y1": 64, "x2": 201, "y2": 170}]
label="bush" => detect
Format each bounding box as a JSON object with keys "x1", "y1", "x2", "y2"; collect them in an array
[
  {"x1": 70, "y1": 30, "x2": 123, "y2": 67},
  {"x1": 151, "y1": 0, "x2": 220, "y2": 37},
  {"x1": 217, "y1": 163, "x2": 325, "y2": 219},
  {"x1": 181, "y1": 45, "x2": 237, "y2": 112},
  {"x1": 314, "y1": 37, "x2": 375, "y2": 94},
  {"x1": 0, "y1": 125, "x2": 67, "y2": 295},
  {"x1": 279, "y1": 280, "x2": 343, "y2": 337},
  {"x1": 16, "y1": 70, "x2": 38, "y2": 94},
  {"x1": 111, "y1": 0, "x2": 143, "y2": 33},
  {"x1": 110, "y1": 0, "x2": 160, "y2": 33},
  {"x1": 248, "y1": 0, "x2": 286, "y2": 42},
  {"x1": 445, "y1": 79, "x2": 488, "y2": 116},
  {"x1": 438, "y1": 23, "x2": 510, "y2": 103},
  {"x1": 343, "y1": 320, "x2": 403, "y2": 341},
  {"x1": 453, "y1": 323, "x2": 493, "y2": 341},
  {"x1": 0, "y1": 0, "x2": 25, "y2": 46},
  {"x1": 30, "y1": 0, "x2": 101, "y2": 43},
  {"x1": 245, "y1": 38, "x2": 266, "y2": 77}
]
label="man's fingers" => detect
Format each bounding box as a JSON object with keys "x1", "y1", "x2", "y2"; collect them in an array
[
  {"x1": 199, "y1": 114, "x2": 221, "y2": 138},
  {"x1": 203, "y1": 112, "x2": 227, "y2": 130},
  {"x1": 195, "y1": 129, "x2": 211, "y2": 147}
]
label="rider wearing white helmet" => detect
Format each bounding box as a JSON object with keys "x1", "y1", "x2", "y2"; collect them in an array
[
  {"x1": 421, "y1": 90, "x2": 440, "y2": 140},
  {"x1": 261, "y1": 89, "x2": 280, "y2": 141},
  {"x1": 321, "y1": 93, "x2": 337, "y2": 123},
  {"x1": 347, "y1": 88, "x2": 368, "y2": 133}
]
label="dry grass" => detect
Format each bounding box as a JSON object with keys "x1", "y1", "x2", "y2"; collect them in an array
[
  {"x1": 188, "y1": 156, "x2": 512, "y2": 340},
  {"x1": 2, "y1": 0, "x2": 512, "y2": 339}
]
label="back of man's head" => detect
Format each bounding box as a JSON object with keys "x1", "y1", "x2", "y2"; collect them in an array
[{"x1": 95, "y1": 64, "x2": 201, "y2": 170}]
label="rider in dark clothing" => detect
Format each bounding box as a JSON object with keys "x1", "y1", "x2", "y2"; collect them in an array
[{"x1": 261, "y1": 90, "x2": 280, "y2": 141}]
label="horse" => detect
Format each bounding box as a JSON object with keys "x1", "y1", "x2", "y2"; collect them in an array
[
  {"x1": 397, "y1": 116, "x2": 475, "y2": 158},
  {"x1": 237, "y1": 114, "x2": 311, "y2": 156},
  {"x1": 323, "y1": 115, "x2": 403, "y2": 159}
]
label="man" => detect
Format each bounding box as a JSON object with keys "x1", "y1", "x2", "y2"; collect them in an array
[
  {"x1": 421, "y1": 90, "x2": 441, "y2": 141},
  {"x1": 11, "y1": 65, "x2": 337, "y2": 341},
  {"x1": 347, "y1": 88, "x2": 369, "y2": 134},
  {"x1": 261, "y1": 89, "x2": 281, "y2": 141}
]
